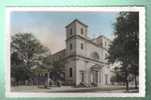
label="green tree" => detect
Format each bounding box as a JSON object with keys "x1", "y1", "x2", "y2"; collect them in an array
[
  {"x1": 11, "y1": 33, "x2": 50, "y2": 85},
  {"x1": 111, "y1": 67, "x2": 126, "y2": 84},
  {"x1": 51, "y1": 60, "x2": 65, "y2": 81},
  {"x1": 108, "y1": 12, "x2": 139, "y2": 90}
]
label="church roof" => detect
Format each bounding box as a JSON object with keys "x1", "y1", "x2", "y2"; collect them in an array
[{"x1": 65, "y1": 19, "x2": 88, "y2": 28}]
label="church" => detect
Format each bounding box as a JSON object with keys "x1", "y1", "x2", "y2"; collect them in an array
[{"x1": 52, "y1": 19, "x2": 112, "y2": 86}]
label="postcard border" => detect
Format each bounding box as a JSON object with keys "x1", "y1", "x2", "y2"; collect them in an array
[{"x1": 5, "y1": 7, "x2": 146, "y2": 97}]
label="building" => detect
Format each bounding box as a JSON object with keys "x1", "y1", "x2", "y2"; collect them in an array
[{"x1": 52, "y1": 19, "x2": 112, "y2": 86}]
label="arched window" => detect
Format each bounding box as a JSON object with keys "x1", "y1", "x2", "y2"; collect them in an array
[
  {"x1": 81, "y1": 43, "x2": 84, "y2": 50},
  {"x1": 70, "y1": 43, "x2": 72, "y2": 50},
  {"x1": 70, "y1": 28, "x2": 72, "y2": 35},
  {"x1": 91, "y1": 52, "x2": 99, "y2": 60},
  {"x1": 69, "y1": 68, "x2": 72, "y2": 77},
  {"x1": 81, "y1": 28, "x2": 84, "y2": 34}
]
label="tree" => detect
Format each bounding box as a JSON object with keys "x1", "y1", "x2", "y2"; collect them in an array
[
  {"x1": 51, "y1": 60, "x2": 65, "y2": 81},
  {"x1": 111, "y1": 67, "x2": 126, "y2": 85},
  {"x1": 11, "y1": 33, "x2": 50, "y2": 85},
  {"x1": 107, "y1": 12, "x2": 139, "y2": 90}
]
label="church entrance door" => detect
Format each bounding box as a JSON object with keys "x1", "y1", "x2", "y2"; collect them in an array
[
  {"x1": 90, "y1": 64, "x2": 102, "y2": 86},
  {"x1": 80, "y1": 71, "x2": 85, "y2": 83},
  {"x1": 91, "y1": 70, "x2": 98, "y2": 86}
]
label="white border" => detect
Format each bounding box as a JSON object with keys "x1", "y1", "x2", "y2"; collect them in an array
[{"x1": 5, "y1": 7, "x2": 145, "y2": 97}]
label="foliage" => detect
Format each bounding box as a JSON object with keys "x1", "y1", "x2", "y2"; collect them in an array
[
  {"x1": 111, "y1": 67, "x2": 126, "y2": 83},
  {"x1": 108, "y1": 12, "x2": 139, "y2": 65},
  {"x1": 50, "y1": 60, "x2": 65, "y2": 81},
  {"x1": 11, "y1": 33, "x2": 51, "y2": 83},
  {"x1": 107, "y1": 12, "x2": 139, "y2": 90}
]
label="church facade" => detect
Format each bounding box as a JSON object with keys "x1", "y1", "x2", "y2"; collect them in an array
[{"x1": 52, "y1": 19, "x2": 112, "y2": 86}]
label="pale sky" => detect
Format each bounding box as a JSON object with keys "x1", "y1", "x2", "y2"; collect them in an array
[{"x1": 10, "y1": 11, "x2": 119, "y2": 54}]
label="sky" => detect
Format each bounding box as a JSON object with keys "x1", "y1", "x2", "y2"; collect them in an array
[{"x1": 10, "y1": 11, "x2": 119, "y2": 54}]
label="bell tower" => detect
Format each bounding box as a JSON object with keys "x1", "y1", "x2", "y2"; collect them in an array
[
  {"x1": 65, "y1": 19, "x2": 88, "y2": 56},
  {"x1": 65, "y1": 19, "x2": 88, "y2": 39},
  {"x1": 65, "y1": 19, "x2": 88, "y2": 85}
]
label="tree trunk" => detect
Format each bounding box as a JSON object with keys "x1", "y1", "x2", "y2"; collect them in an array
[
  {"x1": 134, "y1": 75, "x2": 138, "y2": 89},
  {"x1": 125, "y1": 70, "x2": 129, "y2": 91},
  {"x1": 126, "y1": 79, "x2": 129, "y2": 91}
]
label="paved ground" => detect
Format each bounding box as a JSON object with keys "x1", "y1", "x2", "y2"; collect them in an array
[{"x1": 11, "y1": 85, "x2": 139, "y2": 93}]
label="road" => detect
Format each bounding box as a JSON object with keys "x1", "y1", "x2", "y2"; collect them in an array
[{"x1": 11, "y1": 85, "x2": 138, "y2": 93}]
